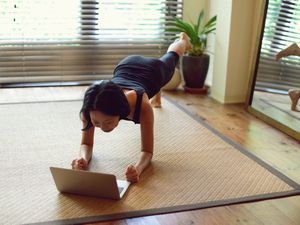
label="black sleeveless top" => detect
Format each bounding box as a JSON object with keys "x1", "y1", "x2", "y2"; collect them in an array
[{"x1": 111, "y1": 55, "x2": 166, "y2": 124}]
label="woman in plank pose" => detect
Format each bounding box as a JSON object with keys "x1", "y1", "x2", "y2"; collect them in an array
[
  {"x1": 71, "y1": 33, "x2": 191, "y2": 182},
  {"x1": 276, "y1": 43, "x2": 300, "y2": 111}
]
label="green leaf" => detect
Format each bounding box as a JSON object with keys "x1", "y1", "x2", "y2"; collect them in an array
[
  {"x1": 166, "y1": 27, "x2": 186, "y2": 33},
  {"x1": 172, "y1": 17, "x2": 198, "y2": 46},
  {"x1": 203, "y1": 27, "x2": 216, "y2": 35},
  {"x1": 195, "y1": 9, "x2": 204, "y2": 35},
  {"x1": 168, "y1": 10, "x2": 217, "y2": 54},
  {"x1": 204, "y1": 15, "x2": 217, "y2": 30},
  {"x1": 169, "y1": 19, "x2": 189, "y2": 34}
]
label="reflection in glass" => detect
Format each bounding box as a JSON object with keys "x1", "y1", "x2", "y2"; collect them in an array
[{"x1": 251, "y1": 0, "x2": 300, "y2": 139}]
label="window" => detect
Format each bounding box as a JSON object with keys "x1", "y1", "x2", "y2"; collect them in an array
[
  {"x1": 0, "y1": 0, "x2": 80, "y2": 43},
  {"x1": 0, "y1": 0, "x2": 182, "y2": 86}
]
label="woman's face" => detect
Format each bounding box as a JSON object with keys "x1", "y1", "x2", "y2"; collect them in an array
[{"x1": 90, "y1": 110, "x2": 120, "y2": 132}]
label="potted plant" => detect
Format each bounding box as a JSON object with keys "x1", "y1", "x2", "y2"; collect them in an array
[{"x1": 168, "y1": 10, "x2": 217, "y2": 93}]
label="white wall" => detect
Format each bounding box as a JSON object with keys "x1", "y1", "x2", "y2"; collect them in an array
[
  {"x1": 183, "y1": 0, "x2": 266, "y2": 104},
  {"x1": 226, "y1": 0, "x2": 264, "y2": 103},
  {"x1": 207, "y1": 0, "x2": 232, "y2": 102},
  {"x1": 211, "y1": 0, "x2": 266, "y2": 103},
  {"x1": 222, "y1": 0, "x2": 255, "y2": 103},
  {"x1": 183, "y1": 0, "x2": 206, "y2": 22}
]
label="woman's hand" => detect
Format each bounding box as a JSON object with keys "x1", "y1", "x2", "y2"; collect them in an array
[
  {"x1": 125, "y1": 165, "x2": 140, "y2": 183},
  {"x1": 125, "y1": 152, "x2": 152, "y2": 183},
  {"x1": 71, "y1": 158, "x2": 88, "y2": 170}
]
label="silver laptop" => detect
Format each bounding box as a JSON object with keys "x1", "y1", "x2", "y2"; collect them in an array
[{"x1": 50, "y1": 167, "x2": 130, "y2": 200}]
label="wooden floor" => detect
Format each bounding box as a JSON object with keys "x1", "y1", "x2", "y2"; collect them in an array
[{"x1": 1, "y1": 86, "x2": 300, "y2": 225}]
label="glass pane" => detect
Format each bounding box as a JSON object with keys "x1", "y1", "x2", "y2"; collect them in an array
[
  {"x1": 0, "y1": 0, "x2": 80, "y2": 43},
  {"x1": 98, "y1": 0, "x2": 165, "y2": 40}
]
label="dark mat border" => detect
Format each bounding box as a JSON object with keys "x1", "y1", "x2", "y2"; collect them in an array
[{"x1": 17, "y1": 97, "x2": 300, "y2": 225}]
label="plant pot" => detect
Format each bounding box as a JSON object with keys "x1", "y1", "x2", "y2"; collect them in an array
[{"x1": 180, "y1": 54, "x2": 210, "y2": 89}]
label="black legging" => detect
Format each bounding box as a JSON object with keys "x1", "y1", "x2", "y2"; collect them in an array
[{"x1": 158, "y1": 51, "x2": 180, "y2": 87}]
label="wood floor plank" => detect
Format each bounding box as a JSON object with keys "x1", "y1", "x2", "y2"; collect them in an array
[
  {"x1": 126, "y1": 216, "x2": 161, "y2": 225},
  {"x1": 270, "y1": 196, "x2": 300, "y2": 224},
  {"x1": 155, "y1": 211, "x2": 210, "y2": 225},
  {"x1": 86, "y1": 220, "x2": 127, "y2": 225},
  {"x1": 225, "y1": 205, "x2": 265, "y2": 225},
  {"x1": 244, "y1": 200, "x2": 299, "y2": 225}
]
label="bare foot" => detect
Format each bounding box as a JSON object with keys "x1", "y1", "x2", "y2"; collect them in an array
[
  {"x1": 167, "y1": 32, "x2": 192, "y2": 56},
  {"x1": 150, "y1": 92, "x2": 162, "y2": 108},
  {"x1": 125, "y1": 165, "x2": 140, "y2": 183},
  {"x1": 180, "y1": 32, "x2": 192, "y2": 52},
  {"x1": 150, "y1": 99, "x2": 161, "y2": 108},
  {"x1": 288, "y1": 89, "x2": 300, "y2": 111},
  {"x1": 276, "y1": 43, "x2": 300, "y2": 61}
]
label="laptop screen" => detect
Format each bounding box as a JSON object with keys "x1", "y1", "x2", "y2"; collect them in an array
[{"x1": 118, "y1": 187, "x2": 124, "y2": 194}]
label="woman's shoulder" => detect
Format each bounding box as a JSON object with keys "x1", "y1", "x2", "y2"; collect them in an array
[
  {"x1": 139, "y1": 93, "x2": 152, "y2": 115},
  {"x1": 80, "y1": 112, "x2": 87, "y2": 122}
]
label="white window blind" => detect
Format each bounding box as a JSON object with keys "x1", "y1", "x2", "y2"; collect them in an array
[
  {"x1": 256, "y1": 0, "x2": 300, "y2": 92},
  {"x1": 0, "y1": 0, "x2": 182, "y2": 86}
]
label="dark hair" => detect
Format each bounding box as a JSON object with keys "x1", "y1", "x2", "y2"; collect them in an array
[{"x1": 80, "y1": 80, "x2": 130, "y2": 131}]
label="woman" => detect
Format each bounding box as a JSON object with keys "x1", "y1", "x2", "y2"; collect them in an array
[
  {"x1": 71, "y1": 33, "x2": 191, "y2": 182},
  {"x1": 276, "y1": 43, "x2": 300, "y2": 111}
]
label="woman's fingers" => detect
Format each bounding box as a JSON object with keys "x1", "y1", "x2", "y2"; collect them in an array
[
  {"x1": 125, "y1": 165, "x2": 139, "y2": 183},
  {"x1": 71, "y1": 158, "x2": 87, "y2": 170}
]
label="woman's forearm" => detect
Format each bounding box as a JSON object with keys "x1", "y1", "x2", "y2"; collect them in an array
[
  {"x1": 80, "y1": 144, "x2": 93, "y2": 163},
  {"x1": 135, "y1": 151, "x2": 153, "y2": 175}
]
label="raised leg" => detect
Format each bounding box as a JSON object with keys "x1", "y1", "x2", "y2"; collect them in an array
[
  {"x1": 151, "y1": 33, "x2": 191, "y2": 108},
  {"x1": 276, "y1": 43, "x2": 300, "y2": 61}
]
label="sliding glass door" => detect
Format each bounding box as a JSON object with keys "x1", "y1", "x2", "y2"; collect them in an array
[{"x1": 247, "y1": 0, "x2": 300, "y2": 141}]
